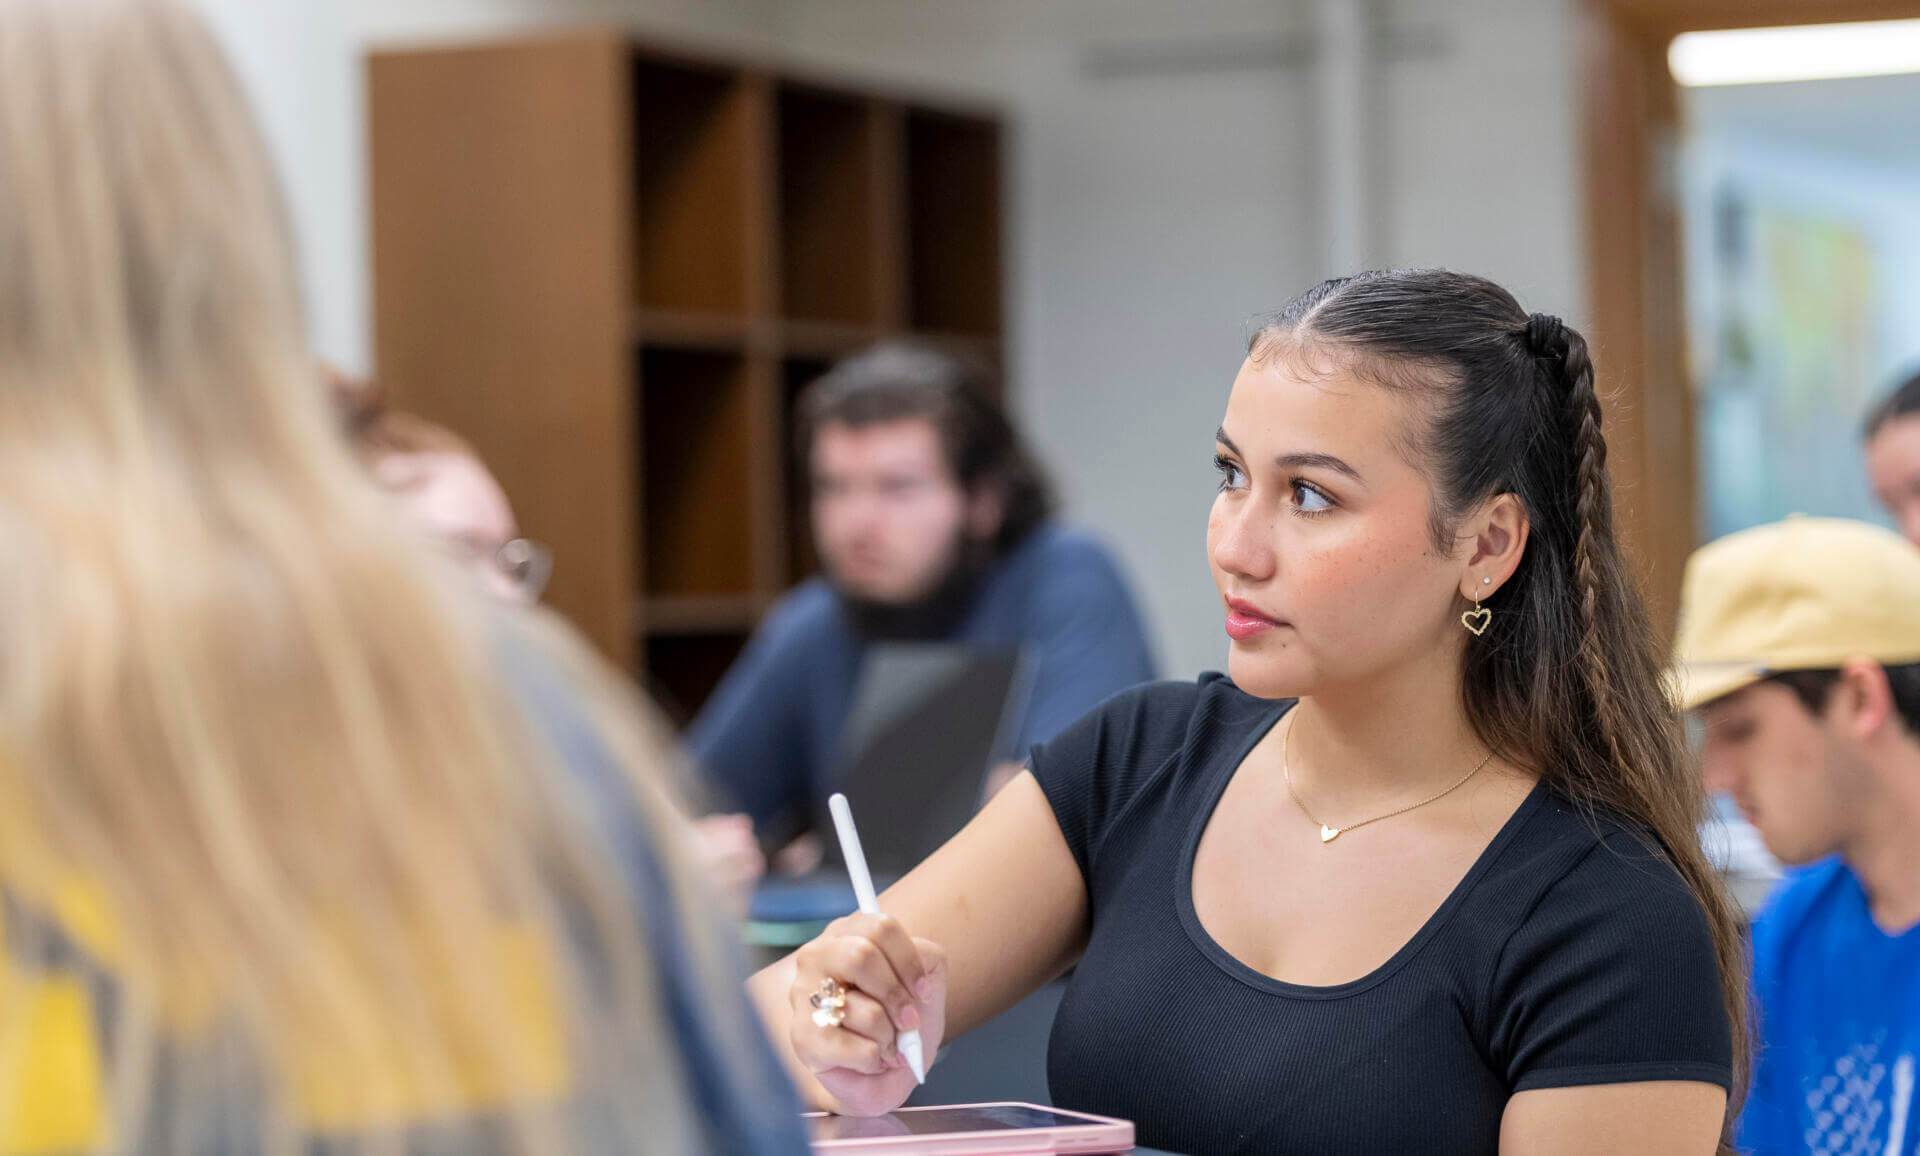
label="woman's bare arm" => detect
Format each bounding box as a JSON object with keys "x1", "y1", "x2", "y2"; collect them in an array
[{"x1": 748, "y1": 771, "x2": 1088, "y2": 1109}]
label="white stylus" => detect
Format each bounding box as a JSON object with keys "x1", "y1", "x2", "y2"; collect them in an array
[{"x1": 827, "y1": 792, "x2": 927, "y2": 1084}]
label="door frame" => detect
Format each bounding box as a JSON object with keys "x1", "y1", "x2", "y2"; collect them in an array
[{"x1": 1580, "y1": 0, "x2": 1920, "y2": 633}]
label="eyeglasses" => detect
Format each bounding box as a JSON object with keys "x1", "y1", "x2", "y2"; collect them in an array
[
  {"x1": 448, "y1": 536, "x2": 553, "y2": 604},
  {"x1": 493, "y1": 538, "x2": 553, "y2": 603}
]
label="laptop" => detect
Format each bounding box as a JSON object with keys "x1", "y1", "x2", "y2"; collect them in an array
[{"x1": 749, "y1": 643, "x2": 1031, "y2": 925}]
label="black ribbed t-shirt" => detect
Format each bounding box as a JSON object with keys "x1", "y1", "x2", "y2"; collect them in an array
[{"x1": 1030, "y1": 675, "x2": 1731, "y2": 1155}]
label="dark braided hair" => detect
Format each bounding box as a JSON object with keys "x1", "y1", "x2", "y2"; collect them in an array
[
  {"x1": 1537, "y1": 313, "x2": 1628, "y2": 773},
  {"x1": 1252, "y1": 269, "x2": 1748, "y2": 1148}
]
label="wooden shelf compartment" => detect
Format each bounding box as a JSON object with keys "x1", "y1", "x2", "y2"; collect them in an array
[
  {"x1": 777, "y1": 84, "x2": 882, "y2": 325},
  {"x1": 631, "y1": 53, "x2": 756, "y2": 316},
  {"x1": 644, "y1": 631, "x2": 750, "y2": 729},
  {"x1": 637, "y1": 348, "x2": 756, "y2": 597},
  {"x1": 904, "y1": 108, "x2": 1003, "y2": 336}
]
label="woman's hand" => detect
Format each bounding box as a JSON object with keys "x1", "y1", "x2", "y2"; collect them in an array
[
  {"x1": 747, "y1": 772, "x2": 1087, "y2": 1114},
  {"x1": 787, "y1": 912, "x2": 949, "y2": 1117}
]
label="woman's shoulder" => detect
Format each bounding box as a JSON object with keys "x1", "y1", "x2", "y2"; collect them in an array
[
  {"x1": 1526, "y1": 789, "x2": 1694, "y2": 875},
  {"x1": 1028, "y1": 674, "x2": 1285, "y2": 876},
  {"x1": 1486, "y1": 788, "x2": 1720, "y2": 965},
  {"x1": 1497, "y1": 790, "x2": 1703, "y2": 907},
  {"x1": 1482, "y1": 790, "x2": 1732, "y2": 1092}
]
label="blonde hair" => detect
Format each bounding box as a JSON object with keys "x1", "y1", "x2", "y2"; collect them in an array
[{"x1": 0, "y1": 1, "x2": 745, "y2": 1151}]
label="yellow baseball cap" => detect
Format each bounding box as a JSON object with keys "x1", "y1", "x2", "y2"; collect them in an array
[{"x1": 1673, "y1": 516, "x2": 1920, "y2": 710}]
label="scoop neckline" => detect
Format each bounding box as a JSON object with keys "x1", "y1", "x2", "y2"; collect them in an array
[{"x1": 1174, "y1": 698, "x2": 1548, "y2": 1000}]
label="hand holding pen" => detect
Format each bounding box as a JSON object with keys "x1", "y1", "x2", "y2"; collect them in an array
[
  {"x1": 785, "y1": 792, "x2": 949, "y2": 1117},
  {"x1": 829, "y1": 792, "x2": 926, "y2": 1082}
]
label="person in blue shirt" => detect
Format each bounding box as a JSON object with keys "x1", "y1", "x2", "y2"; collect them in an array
[
  {"x1": 1675, "y1": 517, "x2": 1920, "y2": 1156},
  {"x1": 689, "y1": 342, "x2": 1156, "y2": 860}
]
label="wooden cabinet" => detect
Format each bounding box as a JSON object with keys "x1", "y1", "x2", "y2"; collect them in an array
[{"x1": 369, "y1": 33, "x2": 1004, "y2": 721}]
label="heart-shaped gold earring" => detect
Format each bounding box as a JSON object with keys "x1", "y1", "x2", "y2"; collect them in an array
[{"x1": 1461, "y1": 577, "x2": 1492, "y2": 636}]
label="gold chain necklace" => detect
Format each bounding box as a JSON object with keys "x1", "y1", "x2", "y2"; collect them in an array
[{"x1": 1281, "y1": 709, "x2": 1494, "y2": 843}]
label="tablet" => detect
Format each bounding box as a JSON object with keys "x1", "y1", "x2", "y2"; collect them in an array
[{"x1": 804, "y1": 1102, "x2": 1133, "y2": 1153}]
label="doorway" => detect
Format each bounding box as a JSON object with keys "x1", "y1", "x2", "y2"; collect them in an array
[{"x1": 1581, "y1": 0, "x2": 1920, "y2": 631}]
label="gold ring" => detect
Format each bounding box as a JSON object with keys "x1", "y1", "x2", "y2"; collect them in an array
[{"x1": 809, "y1": 977, "x2": 849, "y2": 1029}]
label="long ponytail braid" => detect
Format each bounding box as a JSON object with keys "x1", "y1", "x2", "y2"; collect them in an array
[{"x1": 1535, "y1": 313, "x2": 1629, "y2": 775}]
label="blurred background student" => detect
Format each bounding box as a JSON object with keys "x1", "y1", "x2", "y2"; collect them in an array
[
  {"x1": 1677, "y1": 518, "x2": 1920, "y2": 1156},
  {"x1": 330, "y1": 369, "x2": 552, "y2": 605},
  {"x1": 688, "y1": 344, "x2": 1155, "y2": 871},
  {"x1": 0, "y1": 1, "x2": 803, "y2": 1151},
  {"x1": 329, "y1": 367, "x2": 769, "y2": 911},
  {"x1": 1867, "y1": 368, "x2": 1920, "y2": 547}
]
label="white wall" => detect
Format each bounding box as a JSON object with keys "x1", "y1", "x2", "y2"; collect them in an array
[
  {"x1": 777, "y1": 0, "x2": 1583, "y2": 678},
  {"x1": 188, "y1": 0, "x2": 787, "y2": 375},
  {"x1": 190, "y1": 0, "x2": 1583, "y2": 682}
]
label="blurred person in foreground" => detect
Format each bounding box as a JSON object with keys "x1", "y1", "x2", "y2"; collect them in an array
[
  {"x1": 1677, "y1": 517, "x2": 1920, "y2": 1156},
  {"x1": 688, "y1": 344, "x2": 1155, "y2": 867},
  {"x1": 1866, "y1": 366, "x2": 1920, "y2": 546},
  {"x1": 0, "y1": 2, "x2": 804, "y2": 1152},
  {"x1": 332, "y1": 371, "x2": 766, "y2": 907}
]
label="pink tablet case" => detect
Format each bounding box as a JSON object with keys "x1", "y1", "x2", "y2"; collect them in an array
[{"x1": 804, "y1": 1101, "x2": 1134, "y2": 1153}]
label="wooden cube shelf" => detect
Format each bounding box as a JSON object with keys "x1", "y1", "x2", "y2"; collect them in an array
[{"x1": 370, "y1": 32, "x2": 1004, "y2": 714}]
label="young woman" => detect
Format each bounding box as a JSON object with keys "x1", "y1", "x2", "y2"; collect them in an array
[
  {"x1": 0, "y1": 2, "x2": 803, "y2": 1152},
  {"x1": 752, "y1": 269, "x2": 1747, "y2": 1154}
]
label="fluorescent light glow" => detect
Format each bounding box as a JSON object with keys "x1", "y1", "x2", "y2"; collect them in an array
[{"x1": 1670, "y1": 19, "x2": 1920, "y2": 86}]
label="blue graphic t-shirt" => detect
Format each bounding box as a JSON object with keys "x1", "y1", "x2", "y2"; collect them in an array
[{"x1": 1741, "y1": 858, "x2": 1920, "y2": 1156}]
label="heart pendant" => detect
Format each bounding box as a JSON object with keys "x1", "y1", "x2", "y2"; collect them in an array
[
  {"x1": 1320, "y1": 825, "x2": 1341, "y2": 843},
  {"x1": 1461, "y1": 607, "x2": 1491, "y2": 636}
]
